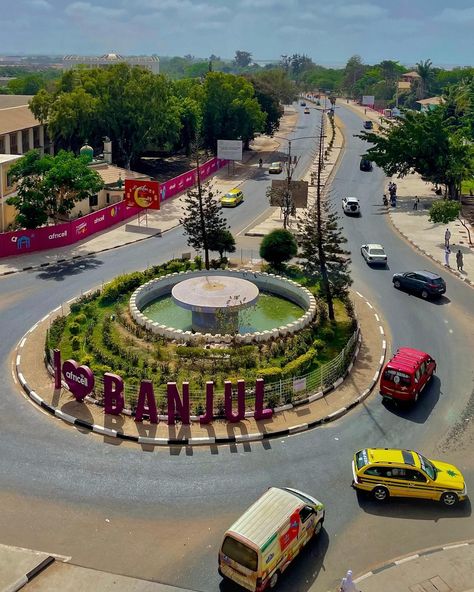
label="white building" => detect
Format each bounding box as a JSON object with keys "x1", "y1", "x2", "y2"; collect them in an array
[{"x1": 63, "y1": 53, "x2": 159, "y2": 74}]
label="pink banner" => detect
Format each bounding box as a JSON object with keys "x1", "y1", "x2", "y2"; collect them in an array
[{"x1": 0, "y1": 157, "x2": 226, "y2": 259}]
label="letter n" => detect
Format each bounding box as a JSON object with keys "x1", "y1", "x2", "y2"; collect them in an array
[
  {"x1": 103, "y1": 373, "x2": 124, "y2": 415},
  {"x1": 199, "y1": 381, "x2": 214, "y2": 425},
  {"x1": 254, "y1": 378, "x2": 273, "y2": 420},
  {"x1": 135, "y1": 380, "x2": 158, "y2": 424},
  {"x1": 167, "y1": 382, "x2": 190, "y2": 425},
  {"x1": 53, "y1": 349, "x2": 62, "y2": 389},
  {"x1": 225, "y1": 380, "x2": 245, "y2": 423}
]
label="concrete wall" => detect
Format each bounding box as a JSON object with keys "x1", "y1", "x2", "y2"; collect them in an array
[{"x1": 130, "y1": 269, "x2": 317, "y2": 345}]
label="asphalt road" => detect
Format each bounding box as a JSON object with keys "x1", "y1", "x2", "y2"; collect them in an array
[{"x1": 0, "y1": 104, "x2": 473, "y2": 592}]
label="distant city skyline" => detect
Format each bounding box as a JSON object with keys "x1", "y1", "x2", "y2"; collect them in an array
[{"x1": 2, "y1": 0, "x2": 474, "y2": 67}]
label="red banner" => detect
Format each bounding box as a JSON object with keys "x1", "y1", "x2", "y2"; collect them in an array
[
  {"x1": 279, "y1": 511, "x2": 300, "y2": 551},
  {"x1": 124, "y1": 180, "x2": 160, "y2": 210}
]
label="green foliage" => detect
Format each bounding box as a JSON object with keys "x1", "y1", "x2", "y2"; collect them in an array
[
  {"x1": 69, "y1": 322, "x2": 81, "y2": 336},
  {"x1": 246, "y1": 75, "x2": 284, "y2": 135},
  {"x1": 47, "y1": 316, "x2": 67, "y2": 348},
  {"x1": 6, "y1": 150, "x2": 104, "y2": 228},
  {"x1": 282, "y1": 348, "x2": 316, "y2": 377},
  {"x1": 100, "y1": 272, "x2": 146, "y2": 304},
  {"x1": 75, "y1": 313, "x2": 87, "y2": 324},
  {"x1": 260, "y1": 229, "x2": 298, "y2": 269},
  {"x1": 208, "y1": 228, "x2": 236, "y2": 260},
  {"x1": 71, "y1": 336, "x2": 81, "y2": 351},
  {"x1": 429, "y1": 200, "x2": 461, "y2": 224},
  {"x1": 258, "y1": 366, "x2": 283, "y2": 383}
]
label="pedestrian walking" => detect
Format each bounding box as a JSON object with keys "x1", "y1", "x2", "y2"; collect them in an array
[
  {"x1": 413, "y1": 196, "x2": 420, "y2": 210},
  {"x1": 444, "y1": 245, "x2": 451, "y2": 267},
  {"x1": 456, "y1": 249, "x2": 464, "y2": 271},
  {"x1": 445, "y1": 227, "x2": 451, "y2": 247},
  {"x1": 339, "y1": 570, "x2": 359, "y2": 592}
]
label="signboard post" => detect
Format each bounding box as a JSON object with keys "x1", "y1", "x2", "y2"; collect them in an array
[{"x1": 217, "y1": 140, "x2": 243, "y2": 176}]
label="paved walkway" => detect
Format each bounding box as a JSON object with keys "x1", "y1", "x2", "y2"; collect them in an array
[
  {"x1": 352, "y1": 540, "x2": 474, "y2": 592},
  {"x1": 343, "y1": 100, "x2": 474, "y2": 288}
]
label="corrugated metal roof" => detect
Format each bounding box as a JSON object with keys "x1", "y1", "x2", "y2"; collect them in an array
[
  {"x1": 227, "y1": 488, "x2": 302, "y2": 549},
  {"x1": 0, "y1": 105, "x2": 40, "y2": 135},
  {"x1": 0, "y1": 95, "x2": 33, "y2": 108}
]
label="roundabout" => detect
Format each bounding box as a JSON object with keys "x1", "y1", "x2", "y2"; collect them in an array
[{"x1": 1, "y1": 104, "x2": 474, "y2": 592}]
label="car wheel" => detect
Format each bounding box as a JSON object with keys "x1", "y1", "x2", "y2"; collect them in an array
[
  {"x1": 394, "y1": 280, "x2": 401, "y2": 289},
  {"x1": 372, "y1": 486, "x2": 389, "y2": 502},
  {"x1": 313, "y1": 519, "x2": 324, "y2": 537},
  {"x1": 269, "y1": 570, "x2": 280, "y2": 588},
  {"x1": 421, "y1": 290, "x2": 429, "y2": 299},
  {"x1": 441, "y1": 492, "x2": 459, "y2": 507}
]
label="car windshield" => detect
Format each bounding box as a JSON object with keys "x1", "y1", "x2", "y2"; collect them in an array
[
  {"x1": 272, "y1": 163, "x2": 280, "y2": 167},
  {"x1": 370, "y1": 248, "x2": 385, "y2": 255},
  {"x1": 418, "y1": 453, "x2": 436, "y2": 480},
  {"x1": 383, "y1": 369, "x2": 411, "y2": 386}
]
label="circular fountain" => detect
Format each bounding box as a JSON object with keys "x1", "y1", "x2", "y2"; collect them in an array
[{"x1": 171, "y1": 275, "x2": 259, "y2": 334}]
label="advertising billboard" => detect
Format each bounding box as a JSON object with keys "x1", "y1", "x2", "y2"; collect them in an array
[
  {"x1": 361, "y1": 95, "x2": 375, "y2": 107},
  {"x1": 124, "y1": 180, "x2": 160, "y2": 210},
  {"x1": 270, "y1": 180, "x2": 308, "y2": 208},
  {"x1": 217, "y1": 140, "x2": 243, "y2": 161}
]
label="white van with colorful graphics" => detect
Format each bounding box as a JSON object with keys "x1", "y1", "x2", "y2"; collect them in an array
[{"x1": 218, "y1": 487, "x2": 325, "y2": 590}]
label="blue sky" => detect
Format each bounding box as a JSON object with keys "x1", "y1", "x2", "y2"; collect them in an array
[{"x1": 2, "y1": 0, "x2": 474, "y2": 66}]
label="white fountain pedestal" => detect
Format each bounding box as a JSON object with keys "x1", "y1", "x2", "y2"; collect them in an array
[{"x1": 171, "y1": 275, "x2": 259, "y2": 334}]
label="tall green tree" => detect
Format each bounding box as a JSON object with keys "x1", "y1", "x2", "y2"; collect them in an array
[
  {"x1": 359, "y1": 107, "x2": 474, "y2": 199},
  {"x1": 247, "y1": 76, "x2": 284, "y2": 136},
  {"x1": 343, "y1": 55, "x2": 366, "y2": 97},
  {"x1": 252, "y1": 68, "x2": 297, "y2": 104},
  {"x1": 234, "y1": 51, "x2": 253, "y2": 69},
  {"x1": 429, "y1": 200, "x2": 472, "y2": 244},
  {"x1": 208, "y1": 228, "x2": 236, "y2": 260},
  {"x1": 180, "y1": 150, "x2": 228, "y2": 270},
  {"x1": 7, "y1": 150, "x2": 104, "y2": 228},
  {"x1": 202, "y1": 72, "x2": 266, "y2": 150},
  {"x1": 415, "y1": 59, "x2": 435, "y2": 99}
]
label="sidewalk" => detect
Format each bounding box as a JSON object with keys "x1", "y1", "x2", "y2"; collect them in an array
[
  {"x1": 0, "y1": 543, "x2": 197, "y2": 592},
  {"x1": 342, "y1": 101, "x2": 474, "y2": 287},
  {"x1": 353, "y1": 540, "x2": 474, "y2": 592},
  {"x1": 0, "y1": 106, "x2": 298, "y2": 277},
  {"x1": 14, "y1": 291, "x2": 386, "y2": 446}
]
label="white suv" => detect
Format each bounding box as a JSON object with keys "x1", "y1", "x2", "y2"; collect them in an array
[{"x1": 342, "y1": 197, "x2": 361, "y2": 216}]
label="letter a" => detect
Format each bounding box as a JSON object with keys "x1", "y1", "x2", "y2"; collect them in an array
[
  {"x1": 225, "y1": 380, "x2": 245, "y2": 423},
  {"x1": 135, "y1": 380, "x2": 158, "y2": 424},
  {"x1": 103, "y1": 373, "x2": 124, "y2": 415},
  {"x1": 254, "y1": 378, "x2": 273, "y2": 420},
  {"x1": 167, "y1": 382, "x2": 190, "y2": 425},
  {"x1": 199, "y1": 381, "x2": 214, "y2": 425}
]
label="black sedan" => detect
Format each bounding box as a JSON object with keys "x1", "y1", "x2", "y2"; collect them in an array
[{"x1": 392, "y1": 270, "x2": 446, "y2": 299}]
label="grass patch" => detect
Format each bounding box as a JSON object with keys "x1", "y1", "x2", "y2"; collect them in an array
[{"x1": 461, "y1": 179, "x2": 474, "y2": 195}]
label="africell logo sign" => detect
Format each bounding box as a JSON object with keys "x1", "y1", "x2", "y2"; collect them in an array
[{"x1": 54, "y1": 350, "x2": 272, "y2": 425}]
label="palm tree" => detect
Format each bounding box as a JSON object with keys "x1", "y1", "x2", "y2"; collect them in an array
[{"x1": 415, "y1": 59, "x2": 435, "y2": 99}]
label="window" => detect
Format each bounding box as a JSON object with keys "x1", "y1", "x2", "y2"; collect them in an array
[
  {"x1": 89, "y1": 195, "x2": 98, "y2": 208},
  {"x1": 106, "y1": 192, "x2": 110, "y2": 204},
  {"x1": 356, "y1": 450, "x2": 369, "y2": 469},
  {"x1": 383, "y1": 369, "x2": 412, "y2": 387},
  {"x1": 364, "y1": 467, "x2": 383, "y2": 476},
  {"x1": 6, "y1": 172, "x2": 14, "y2": 188},
  {"x1": 405, "y1": 469, "x2": 427, "y2": 483},
  {"x1": 385, "y1": 468, "x2": 407, "y2": 479},
  {"x1": 222, "y1": 537, "x2": 257, "y2": 571},
  {"x1": 299, "y1": 506, "x2": 314, "y2": 523},
  {"x1": 33, "y1": 127, "x2": 40, "y2": 148},
  {"x1": 415, "y1": 368, "x2": 421, "y2": 383},
  {"x1": 22, "y1": 129, "x2": 29, "y2": 152},
  {"x1": 10, "y1": 133, "x2": 18, "y2": 153},
  {"x1": 0, "y1": 135, "x2": 4, "y2": 153},
  {"x1": 420, "y1": 362, "x2": 427, "y2": 375}
]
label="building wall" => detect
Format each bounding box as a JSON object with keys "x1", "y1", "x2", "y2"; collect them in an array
[
  {"x1": 69, "y1": 188, "x2": 123, "y2": 219},
  {"x1": 0, "y1": 159, "x2": 21, "y2": 232}
]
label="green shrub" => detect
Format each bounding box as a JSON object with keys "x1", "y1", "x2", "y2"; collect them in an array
[
  {"x1": 266, "y1": 392, "x2": 281, "y2": 409},
  {"x1": 69, "y1": 322, "x2": 81, "y2": 336},
  {"x1": 75, "y1": 313, "x2": 87, "y2": 324},
  {"x1": 100, "y1": 272, "x2": 145, "y2": 304},
  {"x1": 260, "y1": 229, "x2": 298, "y2": 269},
  {"x1": 258, "y1": 367, "x2": 283, "y2": 383},
  {"x1": 71, "y1": 336, "x2": 81, "y2": 351},
  {"x1": 194, "y1": 255, "x2": 203, "y2": 270},
  {"x1": 47, "y1": 316, "x2": 67, "y2": 348},
  {"x1": 165, "y1": 259, "x2": 186, "y2": 273},
  {"x1": 282, "y1": 348, "x2": 316, "y2": 377},
  {"x1": 312, "y1": 338, "x2": 325, "y2": 350},
  {"x1": 319, "y1": 325, "x2": 335, "y2": 341}
]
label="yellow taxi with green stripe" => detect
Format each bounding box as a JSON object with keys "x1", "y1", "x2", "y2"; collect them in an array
[
  {"x1": 352, "y1": 448, "x2": 467, "y2": 507},
  {"x1": 220, "y1": 188, "x2": 244, "y2": 207}
]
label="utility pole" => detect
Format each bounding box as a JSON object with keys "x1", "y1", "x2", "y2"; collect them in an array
[{"x1": 282, "y1": 139, "x2": 294, "y2": 229}]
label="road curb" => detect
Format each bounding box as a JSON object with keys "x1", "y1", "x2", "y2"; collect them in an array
[
  {"x1": 353, "y1": 540, "x2": 474, "y2": 585},
  {"x1": 387, "y1": 209, "x2": 474, "y2": 288},
  {"x1": 14, "y1": 292, "x2": 386, "y2": 447},
  {"x1": 4, "y1": 556, "x2": 55, "y2": 592}
]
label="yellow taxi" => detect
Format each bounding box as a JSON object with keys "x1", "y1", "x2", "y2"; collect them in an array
[
  {"x1": 268, "y1": 161, "x2": 283, "y2": 174},
  {"x1": 352, "y1": 448, "x2": 467, "y2": 507},
  {"x1": 220, "y1": 188, "x2": 243, "y2": 207}
]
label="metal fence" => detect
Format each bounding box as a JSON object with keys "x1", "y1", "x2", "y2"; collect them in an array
[{"x1": 51, "y1": 324, "x2": 359, "y2": 416}]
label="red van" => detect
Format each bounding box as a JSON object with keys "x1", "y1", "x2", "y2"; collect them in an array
[{"x1": 380, "y1": 347, "x2": 436, "y2": 404}]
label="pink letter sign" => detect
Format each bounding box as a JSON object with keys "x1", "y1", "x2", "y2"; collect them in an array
[
  {"x1": 254, "y1": 378, "x2": 273, "y2": 420},
  {"x1": 103, "y1": 373, "x2": 125, "y2": 415},
  {"x1": 199, "y1": 381, "x2": 214, "y2": 425},
  {"x1": 135, "y1": 380, "x2": 158, "y2": 424},
  {"x1": 224, "y1": 380, "x2": 245, "y2": 423},
  {"x1": 62, "y1": 359, "x2": 94, "y2": 401},
  {"x1": 167, "y1": 382, "x2": 190, "y2": 425}
]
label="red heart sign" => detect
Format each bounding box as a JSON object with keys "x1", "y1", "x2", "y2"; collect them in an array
[{"x1": 62, "y1": 359, "x2": 95, "y2": 401}]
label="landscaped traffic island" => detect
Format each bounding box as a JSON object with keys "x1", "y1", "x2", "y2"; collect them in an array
[{"x1": 47, "y1": 258, "x2": 357, "y2": 422}]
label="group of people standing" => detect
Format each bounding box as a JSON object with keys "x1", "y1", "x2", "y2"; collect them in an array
[{"x1": 444, "y1": 227, "x2": 464, "y2": 271}]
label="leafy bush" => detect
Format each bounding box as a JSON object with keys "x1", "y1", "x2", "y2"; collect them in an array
[
  {"x1": 47, "y1": 316, "x2": 67, "y2": 348},
  {"x1": 258, "y1": 366, "x2": 283, "y2": 383},
  {"x1": 69, "y1": 322, "x2": 81, "y2": 336},
  {"x1": 282, "y1": 348, "x2": 316, "y2": 377},
  {"x1": 75, "y1": 313, "x2": 87, "y2": 324},
  {"x1": 100, "y1": 272, "x2": 145, "y2": 304},
  {"x1": 260, "y1": 229, "x2": 298, "y2": 269},
  {"x1": 70, "y1": 290, "x2": 100, "y2": 313},
  {"x1": 71, "y1": 336, "x2": 81, "y2": 351}
]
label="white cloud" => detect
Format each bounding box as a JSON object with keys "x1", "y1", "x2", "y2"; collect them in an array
[
  {"x1": 434, "y1": 6, "x2": 474, "y2": 24},
  {"x1": 333, "y1": 3, "x2": 388, "y2": 19},
  {"x1": 27, "y1": 0, "x2": 52, "y2": 10},
  {"x1": 65, "y1": 2, "x2": 126, "y2": 19}
]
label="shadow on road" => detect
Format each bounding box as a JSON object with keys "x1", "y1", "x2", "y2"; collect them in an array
[
  {"x1": 34, "y1": 255, "x2": 103, "y2": 281},
  {"x1": 355, "y1": 490, "x2": 471, "y2": 521},
  {"x1": 219, "y1": 528, "x2": 329, "y2": 592},
  {"x1": 382, "y1": 375, "x2": 441, "y2": 424}
]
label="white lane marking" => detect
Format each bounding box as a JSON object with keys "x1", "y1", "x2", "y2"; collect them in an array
[
  {"x1": 366, "y1": 302, "x2": 373, "y2": 309},
  {"x1": 382, "y1": 340, "x2": 387, "y2": 350},
  {"x1": 19, "y1": 338, "x2": 26, "y2": 349},
  {"x1": 379, "y1": 326, "x2": 384, "y2": 335},
  {"x1": 374, "y1": 313, "x2": 380, "y2": 321},
  {"x1": 356, "y1": 291, "x2": 363, "y2": 297},
  {"x1": 443, "y1": 543, "x2": 469, "y2": 550},
  {"x1": 16, "y1": 355, "x2": 21, "y2": 366}
]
